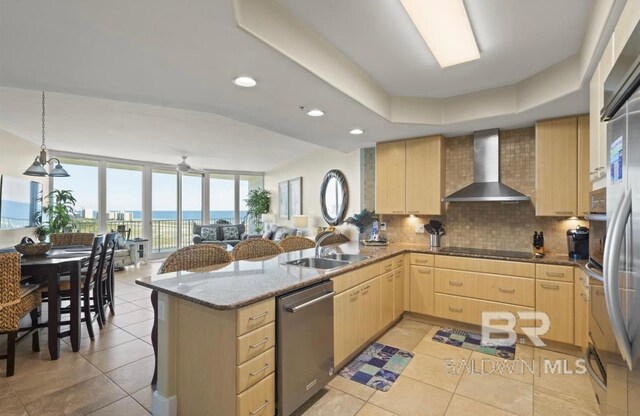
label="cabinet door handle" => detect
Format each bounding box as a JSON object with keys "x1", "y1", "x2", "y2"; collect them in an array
[
  {"x1": 350, "y1": 291, "x2": 359, "y2": 299},
  {"x1": 595, "y1": 288, "x2": 604, "y2": 296},
  {"x1": 448, "y1": 281, "x2": 463, "y2": 286},
  {"x1": 392, "y1": 211, "x2": 404, "y2": 214},
  {"x1": 498, "y1": 287, "x2": 515, "y2": 293},
  {"x1": 249, "y1": 363, "x2": 270, "y2": 377},
  {"x1": 418, "y1": 269, "x2": 431, "y2": 274},
  {"x1": 387, "y1": 275, "x2": 394, "y2": 281},
  {"x1": 385, "y1": 264, "x2": 393, "y2": 271},
  {"x1": 248, "y1": 311, "x2": 269, "y2": 321},
  {"x1": 407, "y1": 210, "x2": 419, "y2": 214},
  {"x1": 449, "y1": 306, "x2": 463, "y2": 313},
  {"x1": 361, "y1": 285, "x2": 370, "y2": 294},
  {"x1": 250, "y1": 401, "x2": 270, "y2": 415},
  {"x1": 545, "y1": 272, "x2": 565, "y2": 277},
  {"x1": 249, "y1": 338, "x2": 269, "y2": 349},
  {"x1": 540, "y1": 283, "x2": 560, "y2": 290},
  {"x1": 415, "y1": 259, "x2": 428, "y2": 264},
  {"x1": 555, "y1": 211, "x2": 574, "y2": 215}
]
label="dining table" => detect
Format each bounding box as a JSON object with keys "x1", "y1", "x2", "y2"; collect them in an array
[{"x1": 20, "y1": 247, "x2": 92, "y2": 360}]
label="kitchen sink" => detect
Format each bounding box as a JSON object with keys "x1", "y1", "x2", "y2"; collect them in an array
[
  {"x1": 284, "y1": 257, "x2": 350, "y2": 270},
  {"x1": 321, "y1": 253, "x2": 370, "y2": 263}
]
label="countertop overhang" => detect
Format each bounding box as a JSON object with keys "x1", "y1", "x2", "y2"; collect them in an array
[{"x1": 135, "y1": 242, "x2": 586, "y2": 311}]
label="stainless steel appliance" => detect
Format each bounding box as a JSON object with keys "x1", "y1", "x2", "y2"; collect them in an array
[
  {"x1": 586, "y1": 188, "x2": 607, "y2": 268},
  {"x1": 566, "y1": 226, "x2": 590, "y2": 259},
  {"x1": 276, "y1": 281, "x2": 334, "y2": 416},
  {"x1": 586, "y1": 21, "x2": 640, "y2": 415}
]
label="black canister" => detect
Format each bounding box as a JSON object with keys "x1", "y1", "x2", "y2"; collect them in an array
[{"x1": 566, "y1": 226, "x2": 589, "y2": 259}]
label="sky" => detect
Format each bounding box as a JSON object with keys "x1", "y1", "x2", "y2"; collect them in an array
[{"x1": 53, "y1": 162, "x2": 252, "y2": 213}]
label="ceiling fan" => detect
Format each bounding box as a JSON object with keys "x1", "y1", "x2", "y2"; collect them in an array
[{"x1": 176, "y1": 156, "x2": 195, "y2": 173}]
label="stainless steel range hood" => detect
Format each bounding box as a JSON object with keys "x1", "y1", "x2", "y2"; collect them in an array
[{"x1": 443, "y1": 129, "x2": 530, "y2": 202}]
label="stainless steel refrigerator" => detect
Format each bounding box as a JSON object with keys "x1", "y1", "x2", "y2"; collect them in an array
[{"x1": 594, "y1": 20, "x2": 640, "y2": 416}]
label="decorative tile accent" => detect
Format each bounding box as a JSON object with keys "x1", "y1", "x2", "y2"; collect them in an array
[{"x1": 374, "y1": 128, "x2": 586, "y2": 254}]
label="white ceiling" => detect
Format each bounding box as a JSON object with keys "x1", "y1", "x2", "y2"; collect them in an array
[
  {"x1": 0, "y1": 0, "x2": 612, "y2": 170},
  {"x1": 280, "y1": 0, "x2": 594, "y2": 98}
]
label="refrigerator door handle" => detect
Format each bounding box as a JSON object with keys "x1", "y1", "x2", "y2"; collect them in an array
[{"x1": 604, "y1": 190, "x2": 634, "y2": 370}]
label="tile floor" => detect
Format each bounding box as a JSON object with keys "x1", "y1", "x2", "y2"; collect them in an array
[
  {"x1": 0, "y1": 261, "x2": 163, "y2": 416},
  {"x1": 1, "y1": 261, "x2": 601, "y2": 416}
]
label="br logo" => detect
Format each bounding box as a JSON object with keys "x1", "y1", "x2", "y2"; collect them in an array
[{"x1": 481, "y1": 312, "x2": 550, "y2": 347}]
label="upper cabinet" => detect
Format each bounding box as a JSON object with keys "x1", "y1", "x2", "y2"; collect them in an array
[
  {"x1": 577, "y1": 115, "x2": 591, "y2": 216},
  {"x1": 376, "y1": 135, "x2": 445, "y2": 215},
  {"x1": 535, "y1": 116, "x2": 579, "y2": 216}
]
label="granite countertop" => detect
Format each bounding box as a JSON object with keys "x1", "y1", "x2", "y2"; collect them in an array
[{"x1": 135, "y1": 242, "x2": 588, "y2": 310}]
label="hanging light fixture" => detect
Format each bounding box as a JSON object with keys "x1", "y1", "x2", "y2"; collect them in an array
[{"x1": 23, "y1": 92, "x2": 69, "y2": 177}]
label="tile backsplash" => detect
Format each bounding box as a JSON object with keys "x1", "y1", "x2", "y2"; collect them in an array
[{"x1": 372, "y1": 127, "x2": 587, "y2": 254}]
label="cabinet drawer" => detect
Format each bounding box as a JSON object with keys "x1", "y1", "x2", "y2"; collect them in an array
[
  {"x1": 394, "y1": 255, "x2": 404, "y2": 269},
  {"x1": 237, "y1": 348, "x2": 275, "y2": 394},
  {"x1": 380, "y1": 258, "x2": 395, "y2": 274},
  {"x1": 536, "y1": 264, "x2": 574, "y2": 282},
  {"x1": 435, "y1": 256, "x2": 535, "y2": 278},
  {"x1": 433, "y1": 293, "x2": 534, "y2": 329},
  {"x1": 331, "y1": 270, "x2": 361, "y2": 294},
  {"x1": 411, "y1": 253, "x2": 434, "y2": 267},
  {"x1": 237, "y1": 373, "x2": 275, "y2": 416},
  {"x1": 434, "y1": 269, "x2": 535, "y2": 307},
  {"x1": 237, "y1": 298, "x2": 275, "y2": 336},
  {"x1": 237, "y1": 323, "x2": 276, "y2": 365}
]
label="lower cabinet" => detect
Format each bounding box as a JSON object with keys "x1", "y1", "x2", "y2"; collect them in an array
[
  {"x1": 536, "y1": 279, "x2": 574, "y2": 344},
  {"x1": 410, "y1": 265, "x2": 434, "y2": 315},
  {"x1": 381, "y1": 272, "x2": 395, "y2": 328},
  {"x1": 358, "y1": 277, "x2": 381, "y2": 345},
  {"x1": 393, "y1": 267, "x2": 404, "y2": 320}
]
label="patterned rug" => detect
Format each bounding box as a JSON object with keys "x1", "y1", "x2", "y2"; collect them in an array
[
  {"x1": 432, "y1": 327, "x2": 516, "y2": 360},
  {"x1": 338, "y1": 343, "x2": 413, "y2": 391}
]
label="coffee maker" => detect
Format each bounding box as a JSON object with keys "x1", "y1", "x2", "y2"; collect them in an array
[{"x1": 566, "y1": 226, "x2": 589, "y2": 259}]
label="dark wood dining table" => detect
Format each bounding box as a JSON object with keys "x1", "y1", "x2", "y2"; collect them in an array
[{"x1": 20, "y1": 248, "x2": 92, "y2": 360}]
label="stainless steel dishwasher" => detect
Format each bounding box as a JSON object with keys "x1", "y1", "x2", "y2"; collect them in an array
[{"x1": 277, "y1": 280, "x2": 334, "y2": 416}]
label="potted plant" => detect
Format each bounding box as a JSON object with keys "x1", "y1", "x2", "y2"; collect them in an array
[
  {"x1": 33, "y1": 224, "x2": 50, "y2": 243},
  {"x1": 36, "y1": 189, "x2": 78, "y2": 234},
  {"x1": 344, "y1": 209, "x2": 378, "y2": 241},
  {"x1": 243, "y1": 188, "x2": 271, "y2": 233}
]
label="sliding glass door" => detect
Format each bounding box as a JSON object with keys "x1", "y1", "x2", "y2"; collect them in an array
[
  {"x1": 106, "y1": 163, "x2": 143, "y2": 239},
  {"x1": 151, "y1": 169, "x2": 178, "y2": 253},
  {"x1": 181, "y1": 172, "x2": 203, "y2": 248}
]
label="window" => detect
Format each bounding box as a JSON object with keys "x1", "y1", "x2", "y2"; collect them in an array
[
  {"x1": 210, "y1": 174, "x2": 235, "y2": 225},
  {"x1": 52, "y1": 159, "x2": 99, "y2": 234},
  {"x1": 239, "y1": 174, "x2": 264, "y2": 233},
  {"x1": 106, "y1": 163, "x2": 143, "y2": 239},
  {"x1": 152, "y1": 169, "x2": 178, "y2": 253},
  {"x1": 181, "y1": 173, "x2": 203, "y2": 247}
]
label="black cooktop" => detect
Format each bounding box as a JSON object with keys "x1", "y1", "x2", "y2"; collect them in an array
[{"x1": 438, "y1": 246, "x2": 533, "y2": 260}]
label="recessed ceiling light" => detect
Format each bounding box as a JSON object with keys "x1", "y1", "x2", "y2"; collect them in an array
[
  {"x1": 350, "y1": 128, "x2": 364, "y2": 135},
  {"x1": 306, "y1": 109, "x2": 325, "y2": 117},
  {"x1": 399, "y1": 0, "x2": 480, "y2": 68},
  {"x1": 232, "y1": 76, "x2": 257, "y2": 87}
]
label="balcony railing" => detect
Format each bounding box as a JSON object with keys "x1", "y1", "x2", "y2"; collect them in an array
[{"x1": 75, "y1": 218, "x2": 235, "y2": 253}]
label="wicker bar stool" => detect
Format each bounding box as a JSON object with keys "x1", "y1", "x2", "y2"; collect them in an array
[
  {"x1": 317, "y1": 233, "x2": 350, "y2": 246},
  {"x1": 231, "y1": 238, "x2": 284, "y2": 261},
  {"x1": 0, "y1": 252, "x2": 41, "y2": 377},
  {"x1": 279, "y1": 236, "x2": 315, "y2": 253},
  {"x1": 151, "y1": 244, "x2": 233, "y2": 386}
]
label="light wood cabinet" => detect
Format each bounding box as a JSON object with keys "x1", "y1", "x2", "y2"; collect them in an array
[
  {"x1": 405, "y1": 136, "x2": 445, "y2": 215},
  {"x1": 535, "y1": 279, "x2": 574, "y2": 344},
  {"x1": 393, "y1": 267, "x2": 404, "y2": 320},
  {"x1": 334, "y1": 287, "x2": 361, "y2": 365},
  {"x1": 535, "y1": 116, "x2": 578, "y2": 216},
  {"x1": 375, "y1": 136, "x2": 445, "y2": 215},
  {"x1": 575, "y1": 269, "x2": 589, "y2": 350},
  {"x1": 536, "y1": 264, "x2": 574, "y2": 283},
  {"x1": 409, "y1": 266, "x2": 434, "y2": 315},
  {"x1": 376, "y1": 140, "x2": 406, "y2": 214},
  {"x1": 358, "y1": 277, "x2": 381, "y2": 344},
  {"x1": 578, "y1": 114, "x2": 591, "y2": 216},
  {"x1": 381, "y1": 272, "x2": 395, "y2": 328},
  {"x1": 590, "y1": 64, "x2": 607, "y2": 190}
]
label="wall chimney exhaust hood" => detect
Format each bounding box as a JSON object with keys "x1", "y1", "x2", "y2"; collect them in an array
[{"x1": 443, "y1": 129, "x2": 530, "y2": 203}]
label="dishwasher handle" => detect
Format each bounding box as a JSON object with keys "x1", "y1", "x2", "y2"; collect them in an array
[{"x1": 285, "y1": 291, "x2": 335, "y2": 313}]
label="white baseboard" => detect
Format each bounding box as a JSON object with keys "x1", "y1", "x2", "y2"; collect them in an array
[{"x1": 152, "y1": 391, "x2": 177, "y2": 416}]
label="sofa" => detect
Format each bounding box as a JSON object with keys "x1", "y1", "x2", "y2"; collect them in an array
[
  {"x1": 113, "y1": 242, "x2": 138, "y2": 270},
  {"x1": 192, "y1": 223, "x2": 247, "y2": 246},
  {"x1": 246, "y1": 224, "x2": 297, "y2": 242}
]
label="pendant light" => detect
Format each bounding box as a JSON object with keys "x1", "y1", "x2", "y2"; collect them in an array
[{"x1": 23, "y1": 92, "x2": 69, "y2": 177}]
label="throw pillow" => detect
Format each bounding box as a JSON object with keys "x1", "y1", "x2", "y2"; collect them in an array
[
  {"x1": 273, "y1": 227, "x2": 288, "y2": 241},
  {"x1": 262, "y1": 230, "x2": 273, "y2": 239},
  {"x1": 201, "y1": 227, "x2": 217, "y2": 241},
  {"x1": 222, "y1": 226, "x2": 240, "y2": 241},
  {"x1": 115, "y1": 234, "x2": 127, "y2": 249}
]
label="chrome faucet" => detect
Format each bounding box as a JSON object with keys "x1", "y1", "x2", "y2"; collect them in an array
[{"x1": 315, "y1": 232, "x2": 336, "y2": 257}]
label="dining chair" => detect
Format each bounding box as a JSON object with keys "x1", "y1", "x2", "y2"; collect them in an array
[
  {"x1": 231, "y1": 238, "x2": 284, "y2": 261},
  {"x1": 0, "y1": 252, "x2": 41, "y2": 377},
  {"x1": 41, "y1": 235, "x2": 105, "y2": 340},
  {"x1": 279, "y1": 236, "x2": 315, "y2": 253},
  {"x1": 317, "y1": 233, "x2": 350, "y2": 246},
  {"x1": 151, "y1": 244, "x2": 234, "y2": 385},
  {"x1": 96, "y1": 233, "x2": 117, "y2": 326},
  {"x1": 50, "y1": 232, "x2": 96, "y2": 247}
]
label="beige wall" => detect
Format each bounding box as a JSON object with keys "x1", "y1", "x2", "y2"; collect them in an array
[
  {"x1": 263, "y1": 148, "x2": 361, "y2": 238},
  {"x1": 0, "y1": 128, "x2": 47, "y2": 248}
]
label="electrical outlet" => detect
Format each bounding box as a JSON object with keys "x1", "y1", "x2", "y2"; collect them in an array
[
  {"x1": 415, "y1": 224, "x2": 425, "y2": 234},
  {"x1": 379, "y1": 222, "x2": 387, "y2": 231}
]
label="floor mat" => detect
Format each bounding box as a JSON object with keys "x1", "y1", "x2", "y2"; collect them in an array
[
  {"x1": 338, "y1": 342, "x2": 414, "y2": 391},
  {"x1": 432, "y1": 327, "x2": 516, "y2": 360}
]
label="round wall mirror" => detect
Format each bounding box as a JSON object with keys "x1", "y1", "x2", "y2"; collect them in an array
[{"x1": 320, "y1": 170, "x2": 349, "y2": 225}]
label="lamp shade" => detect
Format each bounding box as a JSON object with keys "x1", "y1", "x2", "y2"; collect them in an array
[
  {"x1": 23, "y1": 161, "x2": 48, "y2": 177},
  {"x1": 49, "y1": 163, "x2": 70, "y2": 177},
  {"x1": 292, "y1": 215, "x2": 308, "y2": 229},
  {"x1": 261, "y1": 213, "x2": 275, "y2": 223}
]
